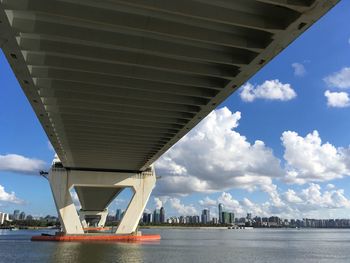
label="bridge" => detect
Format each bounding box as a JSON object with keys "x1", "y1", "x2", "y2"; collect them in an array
[{"x1": 0, "y1": 0, "x2": 338, "y2": 235}]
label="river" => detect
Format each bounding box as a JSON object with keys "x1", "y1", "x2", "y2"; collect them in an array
[{"x1": 1, "y1": 228, "x2": 350, "y2": 262}]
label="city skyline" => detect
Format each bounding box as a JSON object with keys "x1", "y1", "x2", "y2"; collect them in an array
[
  {"x1": 1, "y1": 1, "x2": 350, "y2": 220},
  {"x1": 4, "y1": 203, "x2": 350, "y2": 230}
]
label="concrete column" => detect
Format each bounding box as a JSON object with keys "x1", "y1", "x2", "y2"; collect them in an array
[
  {"x1": 116, "y1": 168, "x2": 156, "y2": 234},
  {"x1": 48, "y1": 168, "x2": 84, "y2": 234},
  {"x1": 48, "y1": 164, "x2": 156, "y2": 235},
  {"x1": 79, "y1": 209, "x2": 108, "y2": 228}
]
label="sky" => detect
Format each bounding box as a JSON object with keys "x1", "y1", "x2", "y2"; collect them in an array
[{"x1": 1, "y1": 1, "x2": 350, "y2": 220}]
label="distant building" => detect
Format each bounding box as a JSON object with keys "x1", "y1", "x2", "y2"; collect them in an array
[
  {"x1": 0, "y1": 212, "x2": 10, "y2": 225},
  {"x1": 115, "y1": 209, "x2": 122, "y2": 221},
  {"x1": 13, "y1": 210, "x2": 20, "y2": 220},
  {"x1": 247, "y1": 213, "x2": 252, "y2": 220},
  {"x1": 201, "y1": 209, "x2": 210, "y2": 224},
  {"x1": 218, "y1": 203, "x2": 224, "y2": 224},
  {"x1": 142, "y1": 212, "x2": 151, "y2": 223},
  {"x1": 229, "y1": 212, "x2": 235, "y2": 224},
  {"x1": 222, "y1": 211, "x2": 230, "y2": 224},
  {"x1": 153, "y1": 209, "x2": 160, "y2": 223},
  {"x1": 193, "y1": 215, "x2": 200, "y2": 224},
  {"x1": 179, "y1": 216, "x2": 185, "y2": 224},
  {"x1": 19, "y1": 211, "x2": 26, "y2": 220},
  {"x1": 160, "y1": 207, "x2": 165, "y2": 223}
]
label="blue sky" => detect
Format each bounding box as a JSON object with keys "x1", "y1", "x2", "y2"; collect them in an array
[{"x1": 1, "y1": 1, "x2": 350, "y2": 219}]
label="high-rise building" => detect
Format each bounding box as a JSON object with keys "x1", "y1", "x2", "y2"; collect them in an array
[
  {"x1": 247, "y1": 213, "x2": 252, "y2": 220},
  {"x1": 229, "y1": 212, "x2": 235, "y2": 224},
  {"x1": 13, "y1": 210, "x2": 20, "y2": 220},
  {"x1": 201, "y1": 209, "x2": 210, "y2": 224},
  {"x1": 0, "y1": 212, "x2": 10, "y2": 225},
  {"x1": 142, "y1": 212, "x2": 151, "y2": 223},
  {"x1": 153, "y1": 209, "x2": 160, "y2": 224},
  {"x1": 19, "y1": 211, "x2": 26, "y2": 220},
  {"x1": 218, "y1": 203, "x2": 224, "y2": 224},
  {"x1": 222, "y1": 211, "x2": 230, "y2": 224},
  {"x1": 115, "y1": 209, "x2": 122, "y2": 221},
  {"x1": 160, "y1": 207, "x2": 165, "y2": 223},
  {"x1": 193, "y1": 215, "x2": 200, "y2": 224}
]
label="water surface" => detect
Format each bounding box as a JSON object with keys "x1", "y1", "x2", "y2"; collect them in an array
[{"x1": 1, "y1": 228, "x2": 349, "y2": 262}]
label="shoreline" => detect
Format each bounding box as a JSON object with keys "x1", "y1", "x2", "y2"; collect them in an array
[{"x1": 140, "y1": 226, "x2": 229, "y2": 230}]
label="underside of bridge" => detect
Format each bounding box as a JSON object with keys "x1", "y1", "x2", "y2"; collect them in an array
[{"x1": 0, "y1": 0, "x2": 338, "y2": 235}]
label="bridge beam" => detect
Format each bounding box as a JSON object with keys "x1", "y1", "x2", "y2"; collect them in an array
[{"x1": 48, "y1": 164, "x2": 156, "y2": 235}]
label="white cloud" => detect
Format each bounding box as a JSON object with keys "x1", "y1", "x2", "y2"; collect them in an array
[
  {"x1": 282, "y1": 130, "x2": 350, "y2": 184},
  {"x1": 324, "y1": 67, "x2": 350, "y2": 89},
  {"x1": 168, "y1": 198, "x2": 197, "y2": 215},
  {"x1": 198, "y1": 184, "x2": 350, "y2": 219},
  {"x1": 299, "y1": 183, "x2": 350, "y2": 209},
  {"x1": 155, "y1": 107, "x2": 282, "y2": 196},
  {"x1": 217, "y1": 192, "x2": 245, "y2": 214},
  {"x1": 154, "y1": 197, "x2": 163, "y2": 209},
  {"x1": 283, "y1": 189, "x2": 303, "y2": 203},
  {"x1": 326, "y1": 183, "x2": 336, "y2": 190},
  {"x1": 324, "y1": 90, "x2": 350, "y2": 108},
  {"x1": 292, "y1": 62, "x2": 306, "y2": 77},
  {"x1": 0, "y1": 185, "x2": 24, "y2": 204},
  {"x1": 240, "y1": 80, "x2": 296, "y2": 102},
  {"x1": 198, "y1": 196, "x2": 217, "y2": 207},
  {"x1": 0, "y1": 154, "x2": 46, "y2": 175}
]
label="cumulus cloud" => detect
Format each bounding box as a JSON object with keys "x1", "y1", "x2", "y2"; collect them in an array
[
  {"x1": 198, "y1": 184, "x2": 350, "y2": 219},
  {"x1": 198, "y1": 196, "x2": 217, "y2": 207},
  {"x1": 0, "y1": 185, "x2": 24, "y2": 204},
  {"x1": 326, "y1": 184, "x2": 336, "y2": 190},
  {"x1": 324, "y1": 90, "x2": 350, "y2": 108},
  {"x1": 292, "y1": 62, "x2": 306, "y2": 77},
  {"x1": 168, "y1": 198, "x2": 197, "y2": 215},
  {"x1": 283, "y1": 189, "x2": 303, "y2": 203},
  {"x1": 0, "y1": 154, "x2": 46, "y2": 175},
  {"x1": 240, "y1": 80, "x2": 296, "y2": 102},
  {"x1": 298, "y1": 184, "x2": 350, "y2": 209},
  {"x1": 324, "y1": 67, "x2": 350, "y2": 89},
  {"x1": 282, "y1": 130, "x2": 350, "y2": 184},
  {"x1": 198, "y1": 191, "x2": 270, "y2": 217},
  {"x1": 154, "y1": 197, "x2": 163, "y2": 209},
  {"x1": 155, "y1": 107, "x2": 282, "y2": 196}
]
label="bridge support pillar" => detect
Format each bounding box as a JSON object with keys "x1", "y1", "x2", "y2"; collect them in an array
[
  {"x1": 48, "y1": 164, "x2": 156, "y2": 235},
  {"x1": 48, "y1": 168, "x2": 84, "y2": 234},
  {"x1": 79, "y1": 209, "x2": 108, "y2": 228}
]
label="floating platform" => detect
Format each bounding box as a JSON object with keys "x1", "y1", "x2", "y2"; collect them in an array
[{"x1": 31, "y1": 233, "x2": 161, "y2": 242}]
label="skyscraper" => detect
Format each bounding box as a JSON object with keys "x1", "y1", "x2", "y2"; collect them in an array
[
  {"x1": 160, "y1": 207, "x2": 165, "y2": 223},
  {"x1": 218, "y1": 203, "x2": 224, "y2": 224},
  {"x1": 153, "y1": 209, "x2": 160, "y2": 224},
  {"x1": 201, "y1": 209, "x2": 210, "y2": 224},
  {"x1": 247, "y1": 213, "x2": 252, "y2": 220},
  {"x1": 13, "y1": 210, "x2": 20, "y2": 220},
  {"x1": 142, "y1": 212, "x2": 151, "y2": 224},
  {"x1": 229, "y1": 212, "x2": 235, "y2": 224},
  {"x1": 19, "y1": 211, "x2": 26, "y2": 220},
  {"x1": 115, "y1": 209, "x2": 122, "y2": 221}
]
